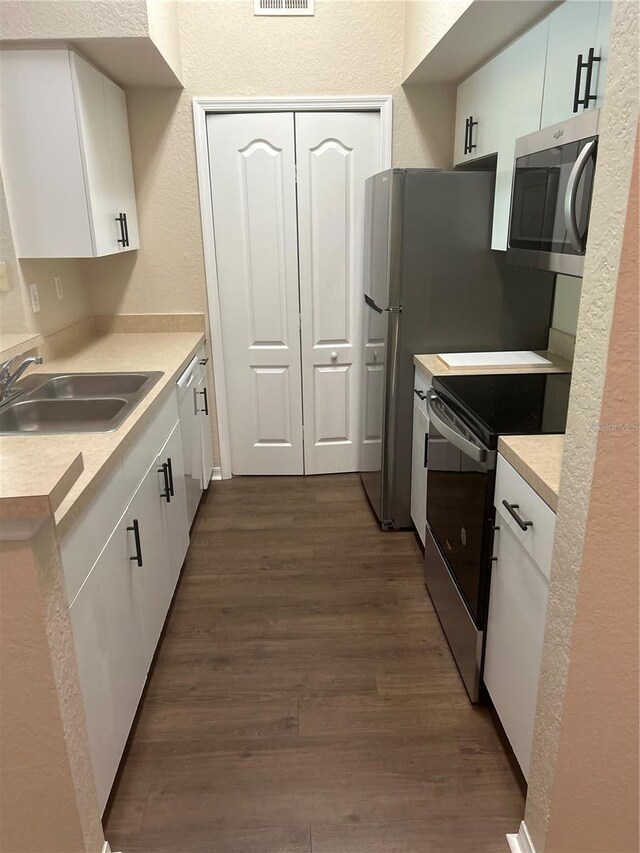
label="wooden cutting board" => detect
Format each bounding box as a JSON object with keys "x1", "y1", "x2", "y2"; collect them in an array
[{"x1": 436, "y1": 351, "x2": 553, "y2": 370}]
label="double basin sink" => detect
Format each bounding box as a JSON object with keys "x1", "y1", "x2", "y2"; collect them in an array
[{"x1": 0, "y1": 371, "x2": 163, "y2": 435}]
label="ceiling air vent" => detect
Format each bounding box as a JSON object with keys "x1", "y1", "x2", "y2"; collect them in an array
[{"x1": 254, "y1": 0, "x2": 314, "y2": 16}]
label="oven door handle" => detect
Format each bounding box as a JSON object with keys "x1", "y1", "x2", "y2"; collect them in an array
[
  {"x1": 426, "y1": 392, "x2": 490, "y2": 465},
  {"x1": 564, "y1": 138, "x2": 597, "y2": 253}
]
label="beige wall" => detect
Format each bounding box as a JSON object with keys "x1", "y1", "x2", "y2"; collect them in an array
[
  {"x1": 525, "y1": 2, "x2": 640, "y2": 849},
  {"x1": 0, "y1": 169, "x2": 92, "y2": 339},
  {"x1": 402, "y1": 0, "x2": 472, "y2": 79},
  {"x1": 544, "y1": 123, "x2": 639, "y2": 853},
  {"x1": 87, "y1": 0, "x2": 457, "y2": 316},
  {"x1": 552, "y1": 274, "x2": 581, "y2": 337}
]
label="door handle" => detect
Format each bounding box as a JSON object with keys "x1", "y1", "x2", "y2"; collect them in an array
[
  {"x1": 116, "y1": 213, "x2": 127, "y2": 246},
  {"x1": 464, "y1": 117, "x2": 470, "y2": 155},
  {"x1": 198, "y1": 387, "x2": 209, "y2": 415},
  {"x1": 573, "y1": 48, "x2": 601, "y2": 113},
  {"x1": 158, "y1": 462, "x2": 171, "y2": 503},
  {"x1": 127, "y1": 519, "x2": 143, "y2": 566},
  {"x1": 166, "y1": 456, "x2": 175, "y2": 497},
  {"x1": 467, "y1": 116, "x2": 477, "y2": 154},
  {"x1": 564, "y1": 138, "x2": 597, "y2": 252},
  {"x1": 501, "y1": 500, "x2": 533, "y2": 531},
  {"x1": 423, "y1": 432, "x2": 429, "y2": 468},
  {"x1": 122, "y1": 211, "x2": 129, "y2": 247}
]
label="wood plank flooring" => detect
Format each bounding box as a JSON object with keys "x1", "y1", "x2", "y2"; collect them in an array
[{"x1": 104, "y1": 475, "x2": 524, "y2": 852}]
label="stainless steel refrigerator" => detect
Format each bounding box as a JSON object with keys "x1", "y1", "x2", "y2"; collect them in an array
[{"x1": 359, "y1": 168, "x2": 555, "y2": 529}]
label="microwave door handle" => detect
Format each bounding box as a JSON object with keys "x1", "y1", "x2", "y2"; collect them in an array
[
  {"x1": 564, "y1": 139, "x2": 597, "y2": 252},
  {"x1": 426, "y1": 393, "x2": 488, "y2": 465}
]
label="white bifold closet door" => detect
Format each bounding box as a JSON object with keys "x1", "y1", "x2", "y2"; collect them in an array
[
  {"x1": 207, "y1": 110, "x2": 380, "y2": 476},
  {"x1": 295, "y1": 112, "x2": 380, "y2": 474},
  {"x1": 208, "y1": 113, "x2": 304, "y2": 475}
]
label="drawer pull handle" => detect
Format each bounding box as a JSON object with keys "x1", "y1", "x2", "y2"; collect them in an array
[
  {"x1": 502, "y1": 500, "x2": 533, "y2": 532},
  {"x1": 127, "y1": 518, "x2": 143, "y2": 566},
  {"x1": 158, "y1": 462, "x2": 171, "y2": 503},
  {"x1": 414, "y1": 388, "x2": 427, "y2": 401},
  {"x1": 166, "y1": 456, "x2": 175, "y2": 497}
]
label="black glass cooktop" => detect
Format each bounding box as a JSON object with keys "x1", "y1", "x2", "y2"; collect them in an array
[{"x1": 433, "y1": 371, "x2": 572, "y2": 448}]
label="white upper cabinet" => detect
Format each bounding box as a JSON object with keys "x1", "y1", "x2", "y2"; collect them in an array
[
  {"x1": 541, "y1": 0, "x2": 611, "y2": 128},
  {"x1": 452, "y1": 0, "x2": 611, "y2": 250},
  {"x1": 0, "y1": 49, "x2": 139, "y2": 258},
  {"x1": 490, "y1": 20, "x2": 548, "y2": 250}
]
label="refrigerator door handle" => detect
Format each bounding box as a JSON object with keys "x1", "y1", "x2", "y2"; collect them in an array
[{"x1": 364, "y1": 294, "x2": 384, "y2": 314}]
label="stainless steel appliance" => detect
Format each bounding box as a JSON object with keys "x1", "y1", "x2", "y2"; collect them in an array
[
  {"x1": 507, "y1": 110, "x2": 600, "y2": 277},
  {"x1": 359, "y1": 168, "x2": 556, "y2": 530},
  {"x1": 424, "y1": 372, "x2": 571, "y2": 701}
]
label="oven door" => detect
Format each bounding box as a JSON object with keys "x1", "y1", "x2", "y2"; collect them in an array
[
  {"x1": 425, "y1": 391, "x2": 496, "y2": 626},
  {"x1": 507, "y1": 111, "x2": 599, "y2": 277}
]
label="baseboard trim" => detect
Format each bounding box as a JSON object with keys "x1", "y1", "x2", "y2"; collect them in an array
[
  {"x1": 507, "y1": 821, "x2": 537, "y2": 853},
  {"x1": 211, "y1": 466, "x2": 222, "y2": 481}
]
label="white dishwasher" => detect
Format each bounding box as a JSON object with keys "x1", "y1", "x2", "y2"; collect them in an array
[{"x1": 177, "y1": 355, "x2": 203, "y2": 525}]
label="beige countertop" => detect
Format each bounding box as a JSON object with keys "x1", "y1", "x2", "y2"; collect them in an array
[
  {"x1": 0, "y1": 331, "x2": 204, "y2": 534},
  {"x1": 414, "y1": 350, "x2": 572, "y2": 378},
  {"x1": 498, "y1": 434, "x2": 564, "y2": 512}
]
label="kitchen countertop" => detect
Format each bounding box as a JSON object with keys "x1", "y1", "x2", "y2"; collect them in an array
[
  {"x1": 414, "y1": 350, "x2": 572, "y2": 377},
  {"x1": 0, "y1": 331, "x2": 204, "y2": 535},
  {"x1": 498, "y1": 434, "x2": 564, "y2": 512}
]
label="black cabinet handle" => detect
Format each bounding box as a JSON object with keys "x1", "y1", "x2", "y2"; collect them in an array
[
  {"x1": 158, "y1": 462, "x2": 171, "y2": 503},
  {"x1": 122, "y1": 211, "x2": 129, "y2": 247},
  {"x1": 467, "y1": 116, "x2": 477, "y2": 154},
  {"x1": 199, "y1": 357, "x2": 209, "y2": 366},
  {"x1": 414, "y1": 388, "x2": 427, "y2": 401},
  {"x1": 573, "y1": 48, "x2": 601, "y2": 112},
  {"x1": 116, "y1": 213, "x2": 126, "y2": 246},
  {"x1": 127, "y1": 519, "x2": 143, "y2": 566},
  {"x1": 502, "y1": 500, "x2": 533, "y2": 532},
  {"x1": 464, "y1": 117, "x2": 470, "y2": 155},
  {"x1": 198, "y1": 386, "x2": 209, "y2": 415},
  {"x1": 423, "y1": 433, "x2": 429, "y2": 469},
  {"x1": 166, "y1": 456, "x2": 175, "y2": 497}
]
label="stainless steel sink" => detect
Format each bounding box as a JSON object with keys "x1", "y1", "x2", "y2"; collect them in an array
[
  {"x1": 0, "y1": 398, "x2": 129, "y2": 434},
  {"x1": 28, "y1": 372, "x2": 152, "y2": 400},
  {"x1": 0, "y1": 370, "x2": 163, "y2": 435}
]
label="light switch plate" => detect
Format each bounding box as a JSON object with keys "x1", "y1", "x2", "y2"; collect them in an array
[
  {"x1": 0, "y1": 262, "x2": 9, "y2": 293},
  {"x1": 54, "y1": 275, "x2": 64, "y2": 301},
  {"x1": 29, "y1": 282, "x2": 41, "y2": 314}
]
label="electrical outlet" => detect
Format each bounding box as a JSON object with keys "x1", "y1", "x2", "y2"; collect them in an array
[
  {"x1": 0, "y1": 262, "x2": 9, "y2": 293},
  {"x1": 54, "y1": 275, "x2": 64, "y2": 301},
  {"x1": 29, "y1": 282, "x2": 41, "y2": 314}
]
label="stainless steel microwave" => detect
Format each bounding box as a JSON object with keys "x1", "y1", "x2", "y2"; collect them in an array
[{"x1": 507, "y1": 110, "x2": 599, "y2": 277}]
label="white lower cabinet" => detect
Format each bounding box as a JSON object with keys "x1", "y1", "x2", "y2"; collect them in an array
[
  {"x1": 69, "y1": 516, "x2": 146, "y2": 812},
  {"x1": 65, "y1": 390, "x2": 192, "y2": 812},
  {"x1": 484, "y1": 455, "x2": 557, "y2": 780}
]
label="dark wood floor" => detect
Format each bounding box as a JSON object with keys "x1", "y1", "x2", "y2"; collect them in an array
[{"x1": 104, "y1": 474, "x2": 523, "y2": 852}]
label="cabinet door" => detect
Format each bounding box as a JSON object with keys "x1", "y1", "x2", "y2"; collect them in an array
[
  {"x1": 484, "y1": 511, "x2": 551, "y2": 780},
  {"x1": 158, "y1": 420, "x2": 190, "y2": 586},
  {"x1": 103, "y1": 75, "x2": 140, "y2": 251},
  {"x1": 540, "y1": 0, "x2": 607, "y2": 128},
  {"x1": 69, "y1": 516, "x2": 146, "y2": 812},
  {"x1": 410, "y1": 397, "x2": 429, "y2": 546},
  {"x1": 491, "y1": 19, "x2": 549, "y2": 250},
  {"x1": 453, "y1": 61, "x2": 500, "y2": 166},
  {"x1": 70, "y1": 52, "x2": 116, "y2": 257},
  {"x1": 195, "y1": 371, "x2": 215, "y2": 487},
  {"x1": 127, "y1": 461, "x2": 172, "y2": 670}
]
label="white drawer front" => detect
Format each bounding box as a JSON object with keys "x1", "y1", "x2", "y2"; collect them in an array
[
  {"x1": 495, "y1": 455, "x2": 556, "y2": 580},
  {"x1": 122, "y1": 389, "x2": 179, "y2": 498},
  {"x1": 61, "y1": 458, "x2": 126, "y2": 604}
]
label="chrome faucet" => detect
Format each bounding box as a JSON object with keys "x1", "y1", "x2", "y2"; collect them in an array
[{"x1": 0, "y1": 353, "x2": 43, "y2": 403}]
